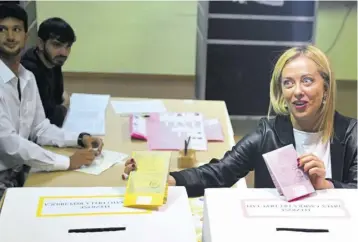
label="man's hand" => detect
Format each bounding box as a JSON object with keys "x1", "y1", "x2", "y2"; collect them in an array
[
  {"x1": 68, "y1": 149, "x2": 96, "y2": 170},
  {"x1": 298, "y1": 153, "x2": 333, "y2": 190},
  {"x1": 82, "y1": 135, "x2": 104, "y2": 156},
  {"x1": 62, "y1": 91, "x2": 70, "y2": 109},
  {"x1": 122, "y1": 158, "x2": 176, "y2": 186}
]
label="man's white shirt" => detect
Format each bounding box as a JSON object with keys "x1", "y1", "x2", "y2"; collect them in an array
[{"x1": 0, "y1": 59, "x2": 79, "y2": 172}]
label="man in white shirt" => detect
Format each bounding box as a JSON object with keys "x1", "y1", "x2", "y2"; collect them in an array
[{"x1": 0, "y1": 4, "x2": 103, "y2": 199}]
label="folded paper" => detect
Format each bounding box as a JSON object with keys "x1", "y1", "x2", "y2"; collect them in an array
[
  {"x1": 124, "y1": 151, "x2": 171, "y2": 209},
  {"x1": 63, "y1": 93, "x2": 110, "y2": 135},
  {"x1": 262, "y1": 144, "x2": 315, "y2": 202}
]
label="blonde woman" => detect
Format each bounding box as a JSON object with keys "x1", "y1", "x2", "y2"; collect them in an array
[{"x1": 124, "y1": 45, "x2": 357, "y2": 197}]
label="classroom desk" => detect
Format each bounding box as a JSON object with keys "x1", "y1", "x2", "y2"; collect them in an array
[{"x1": 24, "y1": 97, "x2": 247, "y2": 189}]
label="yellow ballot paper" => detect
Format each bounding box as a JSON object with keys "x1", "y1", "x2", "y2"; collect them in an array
[{"x1": 124, "y1": 151, "x2": 171, "y2": 209}]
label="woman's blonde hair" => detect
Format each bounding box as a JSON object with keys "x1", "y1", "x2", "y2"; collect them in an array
[{"x1": 268, "y1": 45, "x2": 336, "y2": 143}]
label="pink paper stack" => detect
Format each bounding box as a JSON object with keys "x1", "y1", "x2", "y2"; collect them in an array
[
  {"x1": 147, "y1": 112, "x2": 207, "y2": 151},
  {"x1": 129, "y1": 112, "x2": 225, "y2": 151}
]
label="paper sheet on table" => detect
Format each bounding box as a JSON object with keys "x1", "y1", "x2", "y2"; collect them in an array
[
  {"x1": 124, "y1": 151, "x2": 171, "y2": 208},
  {"x1": 75, "y1": 150, "x2": 128, "y2": 175},
  {"x1": 63, "y1": 110, "x2": 106, "y2": 135},
  {"x1": 70, "y1": 93, "x2": 110, "y2": 111},
  {"x1": 111, "y1": 100, "x2": 166, "y2": 115},
  {"x1": 62, "y1": 93, "x2": 110, "y2": 135}
]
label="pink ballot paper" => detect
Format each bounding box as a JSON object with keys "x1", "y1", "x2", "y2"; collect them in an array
[
  {"x1": 147, "y1": 112, "x2": 208, "y2": 151},
  {"x1": 204, "y1": 119, "x2": 224, "y2": 142},
  {"x1": 262, "y1": 144, "x2": 316, "y2": 202}
]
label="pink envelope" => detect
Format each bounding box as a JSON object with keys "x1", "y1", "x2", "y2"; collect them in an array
[
  {"x1": 262, "y1": 144, "x2": 316, "y2": 202},
  {"x1": 129, "y1": 115, "x2": 148, "y2": 140}
]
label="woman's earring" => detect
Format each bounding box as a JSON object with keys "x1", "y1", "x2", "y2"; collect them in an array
[{"x1": 322, "y1": 95, "x2": 327, "y2": 105}]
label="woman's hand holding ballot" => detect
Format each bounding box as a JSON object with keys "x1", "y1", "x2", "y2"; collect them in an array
[
  {"x1": 298, "y1": 153, "x2": 334, "y2": 190},
  {"x1": 122, "y1": 158, "x2": 176, "y2": 186}
]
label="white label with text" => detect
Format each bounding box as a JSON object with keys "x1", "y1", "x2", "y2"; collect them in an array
[
  {"x1": 242, "y1": 199, "x2": 348, "y2": 218},
  {"x1": 38, "y1": 196, "x2": 149, "y2": 216}
]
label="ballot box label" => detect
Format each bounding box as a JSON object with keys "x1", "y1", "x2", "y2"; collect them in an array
[
  {"x1": 36, "y1": 195, "x2": 152, "y2": 217},
  {"x1": 241, "y1": 199, "x2": 349, "y2": 218}
]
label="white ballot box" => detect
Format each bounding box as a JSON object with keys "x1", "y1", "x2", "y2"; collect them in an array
[
  {"x1": 202, "y1": 188, "x2": 358, "y2": 242},
  {"x1": 0, "y1": 186, "x2": 197, "y2": 242}
]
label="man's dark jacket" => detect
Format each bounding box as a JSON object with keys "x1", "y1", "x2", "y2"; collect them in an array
[
  {"x1": 170, "y1": 112, "x2": 357, "y2": 197},
  {"x1": 21, "y1": 47, "x2": 67, "y2": 127}
]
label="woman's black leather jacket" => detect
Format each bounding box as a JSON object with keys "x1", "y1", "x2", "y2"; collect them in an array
[{"x1": 170, "y1": 112, "x2": 357, "y2": 197}]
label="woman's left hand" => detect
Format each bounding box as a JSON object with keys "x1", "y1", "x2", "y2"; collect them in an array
[{"x1": 298, "y1": 153, "x2": 334, "y2": 190}]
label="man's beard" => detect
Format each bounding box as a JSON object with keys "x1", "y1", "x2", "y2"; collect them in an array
[
  {"x1": 0, "y1": 46, "x2": 21, "y2": 59},
  {"x1": 43, "y1": 47, "x2": 66, "y2": 66}
]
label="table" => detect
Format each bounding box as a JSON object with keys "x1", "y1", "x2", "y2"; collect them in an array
[
  {"x1": 25, "y1": 97, "x2": 247, "y2": 189},
  {"x1": 0, "y1": 97, "x2": 247, "y2": 242}
]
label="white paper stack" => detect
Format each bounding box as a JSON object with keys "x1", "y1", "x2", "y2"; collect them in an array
[
  {"x1": 111, "y1": 99, "x2": 166, "y2": 116},
  {"x1": 62, "y1": 93, "x2": 110, "y2": 135}
]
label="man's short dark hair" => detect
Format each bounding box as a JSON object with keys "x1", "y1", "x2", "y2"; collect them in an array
[
  {"x1": 0, "y1": 3, "x2": 28, "y2": 32},
  {"x1": 38, "y1": 17, "x2": 76, "y2": 44}
]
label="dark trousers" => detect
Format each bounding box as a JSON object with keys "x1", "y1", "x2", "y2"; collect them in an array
[{"x1": 0, "y1": 165, "x2": 30, "y2": 200}]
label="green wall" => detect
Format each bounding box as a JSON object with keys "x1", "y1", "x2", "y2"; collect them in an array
[
  {"x1": 36, "y1": 1, "x2": 197, "y2": 75},
  {"x1": 315, "y1": 2, "x2": 357, "y2": 80},
  {"x1": 36, "y1": 1, "x2": 357, "y2": 80}
]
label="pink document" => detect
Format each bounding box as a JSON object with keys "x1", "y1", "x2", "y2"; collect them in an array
[
  {"x1": 204, "y1": 119, "x2": 224, "y2": 142},
  {"x1": 262, "y1": 144, "x2": 316, "y2": 202},
  {"x1": 147, "y1": 112, "x2": 208, "y2": 151},
  {"x1": 129, "y1": 115, "x2": 148, "y2": 140}
]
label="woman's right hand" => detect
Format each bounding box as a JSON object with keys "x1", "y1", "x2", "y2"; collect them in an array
[{"x1": 122, "y1": 158, "x2": 176, "y2": 186}]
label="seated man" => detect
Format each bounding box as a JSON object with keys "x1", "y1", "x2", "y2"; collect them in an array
[
  {"x1": 21, "y1": 17, "x2": 76, "y2": 127},
  {"x1": 0, "y1": 4, "x2": 103, "y2": 199}
]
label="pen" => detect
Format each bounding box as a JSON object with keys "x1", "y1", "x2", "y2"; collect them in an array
[
  {"x1": 68, "y1": 227, "x2": 126, "y2": 233},
  {"x1": 184, "y1": 136, "x2": 191, "y2": 156},
  {"x1": 276, "y1": 228, "x2": 329, "y2": 233}
]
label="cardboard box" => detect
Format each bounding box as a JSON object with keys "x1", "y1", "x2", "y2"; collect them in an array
[
  {"x1": 202, "y1": 188, "x2": 357, "y2": 242},
  {"x1": 0, "y1": 186, "x2": 197, "y2": 242}
]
